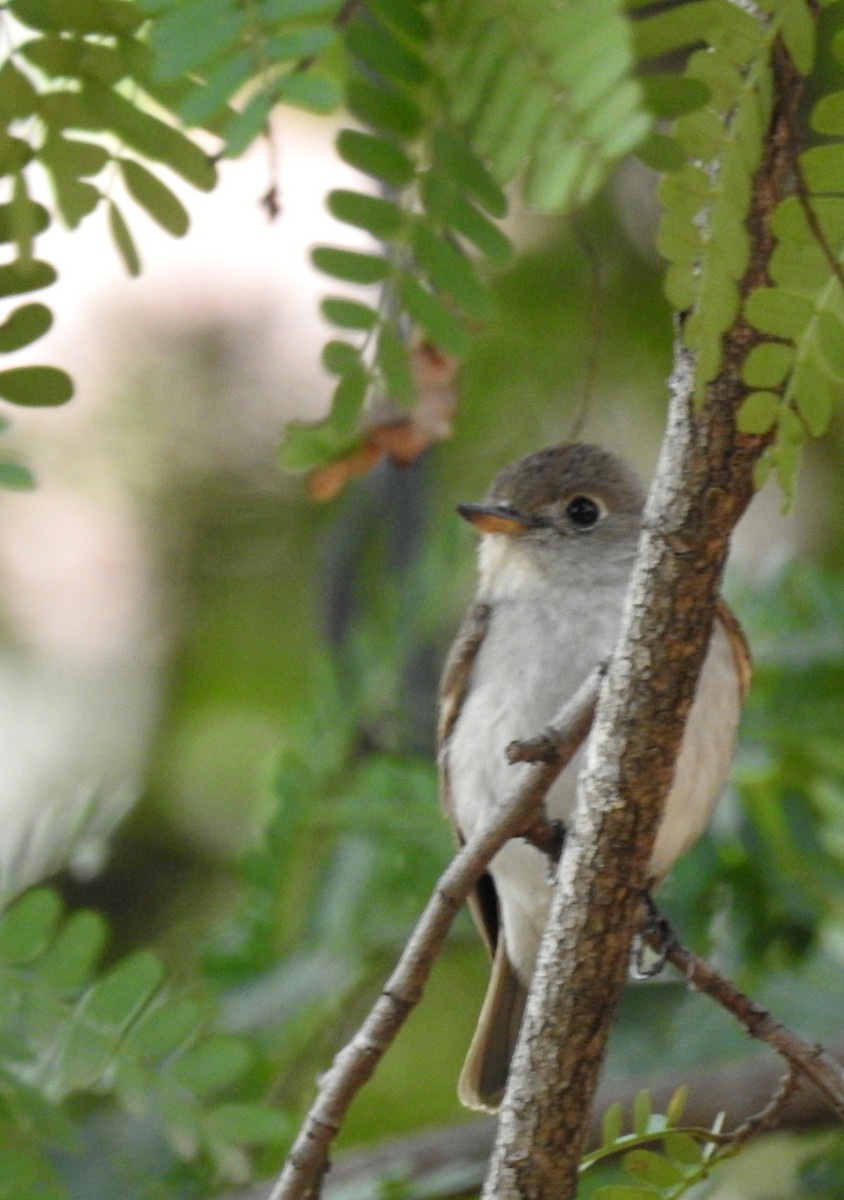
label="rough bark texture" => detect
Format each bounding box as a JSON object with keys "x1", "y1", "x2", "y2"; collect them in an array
[{"x1": 482, "y1": 38, "x2": 803, "y2": 1200}]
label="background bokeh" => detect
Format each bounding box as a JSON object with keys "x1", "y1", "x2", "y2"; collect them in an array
[{"x1": 3, "y1": 107, "x2": 844, "y2": 1198}]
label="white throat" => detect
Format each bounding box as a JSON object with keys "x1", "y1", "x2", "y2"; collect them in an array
[{"x1": 476, "y1": 535, "x2": 543, "y2": 601}]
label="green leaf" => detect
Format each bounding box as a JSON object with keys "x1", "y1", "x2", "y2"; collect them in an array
[
  {"x1": 81, "y1": 81, "x2": 216, "y2": 190},
  {"x1": 20, "y1": 33, "x2": 126, "y2": 83},
  {"x1": 791, "y1": 359, "x2": 835, "y2": 436},
  {"x1": 78, "y1": 951, "x2": 163, "y2": 1031},
  {"x1": 311, "y1": 246, "x2": 388, "y2": 285},
  {"x1": 329, "y1": 364, "x2": 368, "y2": 440},
  {"x1": 376, "y1": 322, "x2": 415, "y2": 405},
  {"x1": 432, "y1": 129, "x2": 507, "y2": 218},
  {"x1": 623, "y1": 1148, "x2": 685, "y2": 1188},
  {"x1": 321, "y1": 297, "x2": 378, "y2": 331},
  {"x1": 347, "y1": 79, "x2": 422, "y2": 139},
  {"x1": 640, "y1": 74, "x2": 710, "y2": 119},
  {"x1": 811, "y1": 89, "x2": 844, "y2": 136},
  {"x1": 813, "y1": 311, "x2": 844, "y2": 379},
  {"x1": 412, "y1": 223, "x2": 492, "y2": 321},
  {"x1": 665, "y1": 1084, "x2": 688, "y2": 1127},
  {"x1": 739, "y1": 391, "x2": 782, "y2": 435},
  {"x1": 601, "y1": 1101, "x2": 624, "y2": 1148},
  {"x1": 800, "y1": 145, "x2": 844, "y2": 195},
  {"x1": 148, "y1": 0, "x2": 245, "y2": 81},
  {"x1": 745, "y1": 288, "x2": 814, "y2": 339},
  {"x1": 10, "y1": 0, "x2": 143, "y2": 35},
  {"x1": 397, "y1": 275, "x2": 469, "y2": 357},
  {"x1": 636, "y1": 132, "x2": 686, "y2": 171},
  {"x1": 0, "y1": 260, "x2": 57, "y2": 298},
  {"x1": 0, "y1": 302, "x2": 52, "y2": 352},
  {"x1": 631, "y1": 0, "x2": 718, "y2": 59},
  {"x1": 178, "y1": 50, "x2": 253, "y2": 125},
  {"x1": 0, "y1": 458, "x2": 36, "y2": 490},
  {"x1": 108, "y1": 201, "x2": 141, "y2": 276},
  {"x1": 0, "y1": 133, "x2": 33, "y2": 177},
  {"x1": 663, "y1": 1131, "x2": 704, "y2": 1166},
  {"x1": 0, "y1": 365, "x2": 73, "y2": 406},
  {"x1": 222, "y1": 90, "x2": 272, "y2": 158},
  {"x1": 420, "y1": 174, "x2": 511, "y2": 264},
  {"x1": 11, "y1": 172, "x2": 38, "y2": 267},
  {"x1": 632, "y1": 1089, "x2": 651, "y2": 1137},
  {"x1": 124, "y1": 996, "x2": 203, "y2": 1060},
  {"x1": 336, "y1": 129, "x2": 415, "y2": 189},
  {"x1": 0, "y1": 60, "x2": 38, "y2": 120},
  {"x1": 40, "y1": 133, "x2": 109, "y2": 178},
  {"x1": 368, "y1": 0, "x2": 430, "y2": 40},
  {"x1": 0, "y1": 888, "x2": 62, "y2": 964},
  {"x1": 321, "y1": 339, "x2": 361, "y2": 376},
  {"x1": 120, "y1": 159, "x2": 189, "y2": 236},
  {"x1": 345, "y1": 14, "x2": 429, "y2": 86},
  {"x1": 259, "y1": 0, "x2": 339, "y2": 20},
  {"x1": 780, "y1": 0, "x2": 815, "y2": 74},
  {"x1": 266, "y1": 26, "x2": 335, "y2": 60},
  {"x1": 327, "y1": 189, "x2": 404, "y2": 238},
  {"x1": 204, "y1": 1102, "x2": 290, "y2": 1146},
  {"x1": 34, "y1": 909, "x2": 107, "y2": 997},
  {"x1": 742, "y1": 342, "x2": 794, "y2": 387},
  {"x1": 275, "y1": 72, "x2": 340, "y2": 114},
  {"x1": 48, "y1": 174, "x2": 100, "y2": 228},
  {"x1": 279, "y1": 424, "x2": 337, "y2": 471},
  {"x1": 170, "y1": 1035, "x2": 252, "y2": 1094}
]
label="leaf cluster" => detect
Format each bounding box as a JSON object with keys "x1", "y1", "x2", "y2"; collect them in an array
[
  {"x1": 0, "y1": 886, "x2": 289, "y2": 1196},
  {"x1": 0, "y1": 0, "x2": 217, "y2": 421},
  {"x1": 583, "y1": 1086, "x2": 736, "y2": 1200},
  {"x1": 283, "y1": 0, "x2": 661, "y2": 475},
  {"x1": 139, "y1": 0, "x2": 342, "y2": 157}
]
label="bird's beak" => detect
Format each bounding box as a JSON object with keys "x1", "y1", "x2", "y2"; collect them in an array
[{"x1": 456, "y1": 503, "x2": 533, "y2": 536}]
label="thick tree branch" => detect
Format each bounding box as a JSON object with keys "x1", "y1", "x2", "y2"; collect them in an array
[
  {"x1": 482, "y1": 33, "x2": 807, "y2": 1200},
  {"x1": 266, "y1": 668, "x2": 602, "y2": 1200}
]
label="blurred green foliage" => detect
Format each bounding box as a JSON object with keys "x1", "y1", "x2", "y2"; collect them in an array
[{"x1": 2, "y1": 0, "x2": 844, "y2": 1197}]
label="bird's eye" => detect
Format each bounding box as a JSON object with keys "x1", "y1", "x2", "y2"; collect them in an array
[{"x1": 565, "y1": 495, "x2": 602, "y2": 528}]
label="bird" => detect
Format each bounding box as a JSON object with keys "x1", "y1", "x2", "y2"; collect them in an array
[{"x1": 437, "y1": 442, "x2": 751, "y2": 1112}]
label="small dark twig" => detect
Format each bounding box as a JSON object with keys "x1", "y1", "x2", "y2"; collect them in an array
[
  {"x1": 645, "y1": 906, "x2": 844, "y2": 1122},
  {"x1": 726, "y1": 1065, "x2": 802, "y2": 1149}
]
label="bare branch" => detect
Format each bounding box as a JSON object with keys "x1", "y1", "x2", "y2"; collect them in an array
[
  {"x1": 654, "y1": 912, "x2": 844, "y2": 1122},
  {"x1": 266, "y1": 667, "x2": 603, "y2": 1200}
]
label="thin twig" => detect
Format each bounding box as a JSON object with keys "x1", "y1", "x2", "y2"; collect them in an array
[
  {"x1": 725, "y1": 1065, "x2": 801, "y2": 1148},
  {"x1": 649, "y1": 910, "x2": 844, "y2": 1122},
  {"x1": 266, "y1": 667, "x2": 604, "y2": 1200}
]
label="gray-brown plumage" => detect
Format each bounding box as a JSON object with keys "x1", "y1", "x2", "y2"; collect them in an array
[{"x1": 438, "y1": 443, "x2": 750, "y2": 1111}]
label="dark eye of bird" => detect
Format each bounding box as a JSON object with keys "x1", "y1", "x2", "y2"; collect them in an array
[{"x1": 565, "y1": 495, "x2": 601, "y2": 528}]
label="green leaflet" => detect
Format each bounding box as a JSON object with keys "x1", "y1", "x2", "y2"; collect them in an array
[
  {"x1": 0, "y1": 365, "x2": 73, "y2": 406},
  {"x1": 438, "y1": 0, "x2": 651, "y2": 212},
  {"x1": 0, "y1": 302, "x2": 52, "y2": 353},
  {"x1": 120, "y1": 158, "x2": 190, "y2": 236},
  {"x1": 142, "y1": 0, "x2": 341, "y2": 152},
  {"x1": 0, "y1": 887, "x2": 287, "y2": 1183},
  {"x1": 652, "y1": 0, "x2": 803, "y2": 416},
  {"x1": 296, "y1": 0, "x2": 516, "y2": 475}
]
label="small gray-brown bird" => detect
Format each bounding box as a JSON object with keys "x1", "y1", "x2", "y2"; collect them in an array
[{"x1": 438, "y1": 443, "x2": 750, "y2": 1112}]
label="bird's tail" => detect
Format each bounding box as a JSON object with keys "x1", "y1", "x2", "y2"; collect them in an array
[{"x1": 457, "y1": 939, "x2": 527, "y2": 1113}]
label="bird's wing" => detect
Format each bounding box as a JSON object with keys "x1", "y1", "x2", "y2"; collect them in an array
[
  {"x1": 714, "y1": 597, "x2": 752, "y2": 700},
  {"x1": 437, "y1": 601, "x2": 500, "y2": 957}
]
